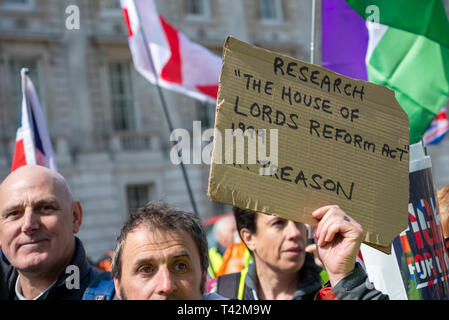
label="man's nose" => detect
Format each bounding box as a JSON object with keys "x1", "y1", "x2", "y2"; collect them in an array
[
  {"x1": 21, "y1": 208, "x2": 39, "y2": 233},
  {"x1": 154, "y1": 267, "x2": 176, "y2": 296}
]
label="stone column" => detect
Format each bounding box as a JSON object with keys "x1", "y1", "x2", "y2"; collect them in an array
[{"x1": 62, "y1": 0, "x2": 94, "y2": 151}]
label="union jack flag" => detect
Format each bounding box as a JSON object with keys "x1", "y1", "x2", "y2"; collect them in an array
[
  {"x1": 423, "y1": 107, "x2": 449, "y2": 146},
  {"x1": 11, "y1": 68, "x2": 57, "y2": 172}
]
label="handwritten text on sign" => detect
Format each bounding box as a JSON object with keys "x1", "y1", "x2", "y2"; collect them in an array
[{"x1": 208, "y1": 37, "x2": 409, "y2": 252}]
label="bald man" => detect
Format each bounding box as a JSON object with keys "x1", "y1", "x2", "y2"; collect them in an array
[{"x1": 0, "y1": 165, "x2": 108, "y2": 300}]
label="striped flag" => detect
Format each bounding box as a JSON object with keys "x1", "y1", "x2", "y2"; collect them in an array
[
  {"x1": 11, "y1": 68, "x2": 57, "y2": 172},
  {"x1": 423, "y1": 107, "x2": 449, "y2": 146},
  {"x1": 323, "y1": 0, "x2": 449, "y2": 145},
  {"x1": 120, "y1": 0, "x2": 221, "y2": 103},
  {"x1": 322, "y1": 1, "x2": 449, "y2": 299}
]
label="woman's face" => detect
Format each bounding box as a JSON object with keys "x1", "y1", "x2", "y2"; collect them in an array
[{"x1": 247, "y1": 213, "x2": 307, "y2": 274}]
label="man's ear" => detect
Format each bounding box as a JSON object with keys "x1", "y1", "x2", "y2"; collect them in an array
[
  {"x1": 240, "y1": 228, "x2": 256, "y2": 251},
  {"x1": 113, "y1": 278, "x2": 122, "y2": 300},
  {"x1": 72, "y1": 201, "x2": 83, "y2": 234}
]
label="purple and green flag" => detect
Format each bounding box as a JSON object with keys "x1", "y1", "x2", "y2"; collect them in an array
[{"x1": 322, "y1": 0, "x2": 449, "y2": 144}]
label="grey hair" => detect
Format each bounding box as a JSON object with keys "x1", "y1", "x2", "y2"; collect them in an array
[{"x1": 212, "y1": 215, "x2": 235, "y2": 238}]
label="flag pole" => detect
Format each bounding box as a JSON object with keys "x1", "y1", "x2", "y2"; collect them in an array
[
  {"x1": 20, "y1": 67, "x2": 37, "y2": 166},
  {"x1": 310, "y1": 0, "x2": 317, "y2": 65},
  {"x1": 308, "y1": 0, "x2": 318, "y2": 240},
  {"x1": 20, "y1": 67, "x2": 31, "y2": 125},
  {"x1": 132, "y1": 4, "x2": 199, "y2": 215}
]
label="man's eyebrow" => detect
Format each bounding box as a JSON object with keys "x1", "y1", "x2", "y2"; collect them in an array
[
  {"x1": 1, "y1": 197, "x2": 60, "y2": 214},
  {"x1": 133, "y1": 250, "x2": 191, "y2": 266},
  {"x1": 171, "y1": 250, "x2": 191, "y2": 260},
  {"x1": 1, "y1": 204, "x2": 23, "y2": 215},
  {"x1": 134, "y1": 257, "x2": 155, "y2": 267},
  {"x1": 34, "y1": 198, "x2": 60, "y2": 207}
]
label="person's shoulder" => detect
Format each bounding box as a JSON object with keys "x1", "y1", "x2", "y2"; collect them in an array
[
  {"x1": 82, "y1": 272, "x2": 115, "y2": 300},
  {"x1": 0, "y1": 251, "x2": 15, "y2": 300},
  {"x1": 202, "y1": 292, "x2": 228, "y2": 300}
]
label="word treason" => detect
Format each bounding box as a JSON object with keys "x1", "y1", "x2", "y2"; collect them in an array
[{"x1": 273, "y1": 56, "x2": 366, "y2": 102}]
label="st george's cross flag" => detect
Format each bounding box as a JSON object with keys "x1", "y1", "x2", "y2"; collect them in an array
[
  {"x1": 11, "y1": 68, "x2": 57, "y2": 172},
  {"x1": 120, "y1": 0, "x2": 221, "y2": 103}
]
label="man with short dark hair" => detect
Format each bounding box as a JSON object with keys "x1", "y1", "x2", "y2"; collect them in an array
[
  {"x1": 111, "y1": 200, "x2": 225, "y2": 300},
  {"x1": 0, "y1": 165, "x2": 106, "y2": 300}
]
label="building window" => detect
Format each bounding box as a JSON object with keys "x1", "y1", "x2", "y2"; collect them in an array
[
  {"x1": 99, "y1": 0, "x2": 122, "y2": 16},
  {"x1": 197, "y1": 101, "x2": 215, "y2": 129},
  {"x1": 8, "y1": 59, "x2": 40, "y2": 124},
  {"x1": 3, "y1": 0, "x2": 28, "y2": 4},
  {"x1": 259, "y1": 0, "x2": 283, "y2": 22},
  {"x1": 184, "y1": 0, "x2": 210, "y2": 20},
  {"x1": 108, "y1": 61, "x2": 136, "y2": 131},
  {"x1": 99, "y1": 0, "x2": 121, "y2": 10},
  {"x1": 126, "y1": 184, "x2": 152, "y2": 215},
  {"x1": 1, "y1": 0, "x2": 35, "y2": 10},
  {"x1": 185, "y1": 0, "x2": 204, "y2": 15}
]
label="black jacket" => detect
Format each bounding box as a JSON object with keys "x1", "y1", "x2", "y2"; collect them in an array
[
  {"x1": 0, "y1": 252, "x2": 8, "y2": 300},
  {"x1": 329, "y1": 263, "x2": 389, "y2": 300},
  {"x1": 216, "y1": 252, "x2": 389, "y2": 300},
  {"x1": 1, "y1": 237, "x2": 108, "y2": 300},
  {"x1": 217, "y1": 252, "x2": 323, "y2": 300}
]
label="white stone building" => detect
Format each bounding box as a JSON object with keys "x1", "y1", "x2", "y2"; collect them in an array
[
  {"x1": 0, "y1": 0, "x2": 313, "y2": 260},
  {"x1": 1, "y1": 0, "x2": 448, "y2": 261}
]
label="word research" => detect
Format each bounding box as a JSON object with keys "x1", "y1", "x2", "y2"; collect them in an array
[{"x1": 170, "y1": 121, "x2": 278, "y2": 173}]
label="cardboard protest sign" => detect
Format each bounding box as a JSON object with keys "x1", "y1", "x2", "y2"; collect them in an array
[{"x1": 208, "y1": 36, "x2": 409, "y2": 253}]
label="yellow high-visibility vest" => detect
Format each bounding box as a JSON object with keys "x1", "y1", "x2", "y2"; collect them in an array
[{"x1": 207, "y1": 247, "x2": 223, "y2": 278}]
